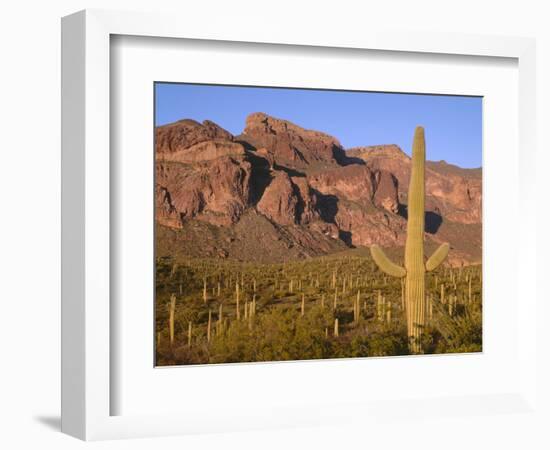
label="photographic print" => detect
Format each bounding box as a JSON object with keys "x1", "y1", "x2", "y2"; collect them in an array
[{"x1": 154, "y1": 83, "x2": 482, "y2": 366}]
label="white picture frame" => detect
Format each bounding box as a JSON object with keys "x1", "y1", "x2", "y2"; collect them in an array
[{"x1": 61, "y1": 9, "x2": 538, "y2": 442}]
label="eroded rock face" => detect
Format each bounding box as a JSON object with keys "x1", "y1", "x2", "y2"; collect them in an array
[
  {"x1": 425, "y1": 162, "x2": 482, "y2": 224},
  {"x1": 308, "y1": 165, "x2": 399, "y2": 214},
  {"x1": 156, "y1": 185, "x2": 181, "y2": 229},
  {"x1": 373, "y1": 170, "x2": 400, "y2": 214},
  {"x1": 156, "y1": 119, "x2": 234, "y2": 155},
  {"x1": 155, "y1": 120, "x2": 255, "y2": 227},
  {"x1": 157, "y1": 140, "x2": 246, "y2": 164},
  {"x1": 156, "y1": 155, "x2": 252, "y2": 226},
  {"x1": 334, "y1": 205, "x2": 406, "y2": 247},
  {"x1": 290, "y1": 177, "x2": 321, "y2": 225},
  {"x1": 239, "y1": 112, "x2": 344, "y2": 171},
  {"x1": 349, "y1": 146, "x2": 481, "y2": 225},
  {"x1": 308, "y1": 165, "x2": 375, "y2": 205},
  {"x1": 252, "y1": 172, "x2": 324, "y2": 227},
  {"x1": 256, "y1": 171, "x2": 299, "y2": 225}
]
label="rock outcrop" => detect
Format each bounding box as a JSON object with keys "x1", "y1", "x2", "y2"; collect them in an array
[
  {"x1": 308, "y1": 165, "x2": 375, "y2": 205},
  {"x1": 157, "y1": 140, "x2": 246, "y2": 164},
  {"x1": 156, "y1": 119, "x2": 233, "y2": 155},
  {"x1": 256, "y1": 171, "x2": 300, "y2": 225},
  {"x1": 238, "y1": 112, "x2": 345, "y2": 171},
  {"x1": 348, "y1": 146, "x2": 482, "y2": 225},
  {"x1": 373, "y1": 170, "x2": 400, "y2": 214},
  {"x1": 156, "y1": 155, "x2": 252, "y2": 227}
]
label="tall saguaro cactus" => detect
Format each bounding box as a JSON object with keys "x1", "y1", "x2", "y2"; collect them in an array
[{"x1": 370, "y1": 127, "x2": 450, "y2": 353}]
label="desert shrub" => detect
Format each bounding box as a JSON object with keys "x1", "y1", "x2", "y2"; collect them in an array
[{"x1": 429, "y1": 301, "x2": 482, "y2": 354}]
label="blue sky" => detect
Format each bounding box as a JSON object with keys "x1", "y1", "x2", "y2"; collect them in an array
[{"x1": 155, "y1": 83, "x2": 482, "y2": 168}]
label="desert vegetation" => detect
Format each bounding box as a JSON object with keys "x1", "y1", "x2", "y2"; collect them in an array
[
  {"x1": 154, "y1": 112, "x2": 482, "y2": 365},
  {"x1": 155, "y1": 250, "x2": 482, "y2": 366}
]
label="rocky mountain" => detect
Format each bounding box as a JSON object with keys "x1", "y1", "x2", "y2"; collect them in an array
[{"x1": 156, "y1": 113, "x2": 482, "y2": 265}]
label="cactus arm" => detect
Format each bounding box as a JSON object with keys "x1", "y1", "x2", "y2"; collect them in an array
[
  {"x1": 370, "y1": 245, "x2": 406, "y2": 278},
  {"x1": 425, "y1": 243, "x2": 450, "y2": 272}
]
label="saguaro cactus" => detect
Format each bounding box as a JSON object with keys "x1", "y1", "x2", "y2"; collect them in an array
[
  {"x1": 370, "y1": 127, "x2": 450, "y2": 353},
  {"x1": 169, "y1": 294, "x2": 176, "y2": 346},
  {"x1": 235, "y1": 282, "x2": 240, "y2": 320},
  {"x1": 207, "y1": 309, "x2": 212, "y2": 342}
]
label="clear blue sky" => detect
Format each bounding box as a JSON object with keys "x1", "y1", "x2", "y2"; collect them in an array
[{"x1": 155, "y1": 83, "x2": 482, "y2": 168}]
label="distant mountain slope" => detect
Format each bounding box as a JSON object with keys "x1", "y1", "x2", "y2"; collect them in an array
[{"x1": 155, "y1": 114, "x2": 482, "y2": 265}]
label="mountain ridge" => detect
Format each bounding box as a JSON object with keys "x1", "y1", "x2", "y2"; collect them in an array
[{"x1": 155, "y1": 113, "x2": 482, "y2": 265}]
